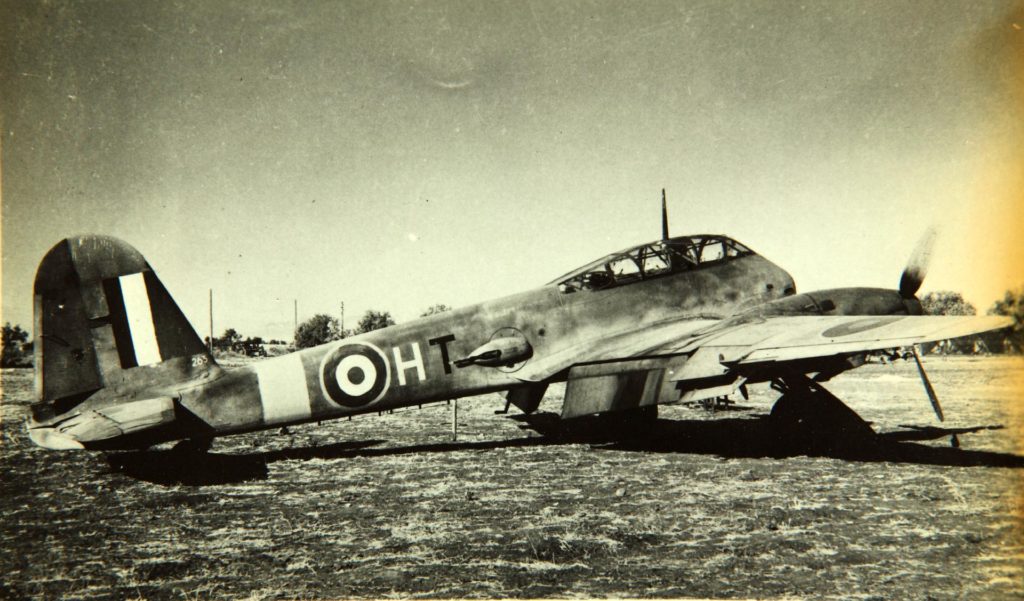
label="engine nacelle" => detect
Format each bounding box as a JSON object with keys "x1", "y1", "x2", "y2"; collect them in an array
[{"x1": 748, "y1": 287, "x2": 922, "y2": 317}]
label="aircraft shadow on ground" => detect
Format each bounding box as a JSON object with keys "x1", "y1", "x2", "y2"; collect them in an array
[
  {"x1": 595, "y1": 416, "x2": 1024, "y2": 467},
  {"x1": 104, "y1": 436, "x2": 559, "y2": 486},
  {"x1": 106, "y1": 414, "x2": 1024, "y2": 486}
]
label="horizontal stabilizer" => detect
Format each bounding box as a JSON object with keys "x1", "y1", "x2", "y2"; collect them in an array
[{"x1": 28, "y1": 397, "x2": 176, "y2": 449}]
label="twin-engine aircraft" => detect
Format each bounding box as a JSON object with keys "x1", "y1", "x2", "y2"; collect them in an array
[{"x1": 27, "y1": 197, "x2": 1010, "y2": 451}]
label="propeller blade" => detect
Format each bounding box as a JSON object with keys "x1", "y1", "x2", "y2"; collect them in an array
[
  {"x1": 911, "y1": 345, "x2": 944, "y2": 422},
  {"x1": 899, "y1": 227, "x2": 937, "y2": 298}
]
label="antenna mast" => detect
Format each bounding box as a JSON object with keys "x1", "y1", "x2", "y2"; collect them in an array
[{"x1": 661, "y1": 188, "x2": 669, "y2": 240}]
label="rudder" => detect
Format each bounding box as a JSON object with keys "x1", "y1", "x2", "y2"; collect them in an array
[{"x1": 32, "y1": 236, "x2": 216, "y2": 421}]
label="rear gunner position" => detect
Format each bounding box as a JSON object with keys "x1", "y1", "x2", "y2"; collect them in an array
[{"x1": 27, "y1": 197, "x2": 1011, "y2": 452}]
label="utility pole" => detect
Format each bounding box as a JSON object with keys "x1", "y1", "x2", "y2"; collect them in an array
[
  {"x1": 340, "y1": 301, "x2": 345, "y2": 336},
  {"x1": 208, "y1": 289, "x2": 213, "y2": 353},
  {"x1": 293, "y1": 299, "x2": 298, "y2": 341}
]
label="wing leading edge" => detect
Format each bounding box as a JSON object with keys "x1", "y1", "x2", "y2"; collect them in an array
[{"x1": 668, "y1": 315, "x2": 1012, "y2": 365}]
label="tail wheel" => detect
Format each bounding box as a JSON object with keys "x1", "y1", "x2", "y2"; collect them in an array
[{"x1": 173, "y1": 437, "x2": 213, "y2": 454}]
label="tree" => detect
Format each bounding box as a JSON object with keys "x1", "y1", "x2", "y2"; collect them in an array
[
  {"x1": 214, "y1": 328, "x2": 242, "y2": 350},
  {"x1": 920, "y1": 291, "x2": 977, "y2": 354},
  {"x1": 420, "y1": 304, "x2": 452, "y2": 317},
  {"x1": 920, "y1": 291, "x2": 977, "y2": 316},
  {"x1": 356, "y1": 310, "x2": 395, "y2": 334},
  {"x1": 988, "y1": 286, "x2": 1024, "y2": 353},
  {"x1": 223, "y1": 328, "x2": 242, "y2": 345},
  {"x1": 295, "y1": 314, "x2": 343, "y2": 349},
  {"x1": 2, "y1": 323, "x2": 32, "y2": 367}
]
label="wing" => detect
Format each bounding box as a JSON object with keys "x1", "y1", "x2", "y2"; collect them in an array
[
  {"x1": 517, "y1": 314, "x2": 1012, "y2": 419},
  {"x1": 659, "y1": 315, "x2": 1013, "y2": 365}
]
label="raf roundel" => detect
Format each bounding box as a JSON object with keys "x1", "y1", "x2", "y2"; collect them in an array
[{"x1": 319, "y1": 342, "x2": 391, "y2": 408}]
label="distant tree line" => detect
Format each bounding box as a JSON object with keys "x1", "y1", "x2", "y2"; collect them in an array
[
  {"x1": 294, "y1": 309, "x2": 396, "y2": 349},
  {"x1": 203, "y1": 328, "x2": 288, "y2": 357},
  {"x1": 1, "y1": 323, "x2": 33, "y2": 367},
  {"x1": 921, "y1": 288, "x2": 1024, "y2": 354},
  {"x1": 293, "y1": 304, "x2": 452, "y2": 349},
  {"x1": 987, "y1": 287, "x2": 1024, "y2": 353}
]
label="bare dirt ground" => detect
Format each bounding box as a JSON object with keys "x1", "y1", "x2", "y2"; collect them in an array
[{"x1": 2, "y1": 356, "x2": 1022, "y2": 600}]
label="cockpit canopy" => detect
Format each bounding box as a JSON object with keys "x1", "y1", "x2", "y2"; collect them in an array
[{"x1": 552, "y1": 235, "x2": 755, "y2": 293}]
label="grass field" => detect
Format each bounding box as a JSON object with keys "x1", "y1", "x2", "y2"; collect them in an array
[{"x1": 2, "y1": 356, "x2": 1022, "y2": 600}]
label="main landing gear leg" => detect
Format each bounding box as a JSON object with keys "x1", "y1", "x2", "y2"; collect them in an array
[{"x1": 768, "y1": 375, "x2": 875, "y2": 450}]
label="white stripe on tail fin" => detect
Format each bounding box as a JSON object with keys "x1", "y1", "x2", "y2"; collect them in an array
[{"x1": 119, "y1": 272, "x2": 162, "y2": 366}]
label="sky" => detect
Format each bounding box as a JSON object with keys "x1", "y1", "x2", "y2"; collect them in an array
[{"x1": 3, "y1": 0, "x2": 1022, "y2": 341}]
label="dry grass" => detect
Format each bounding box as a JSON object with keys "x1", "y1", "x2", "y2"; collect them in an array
[{"x1": 1, "y1": 356, "x2": 1022, "y2": 599}]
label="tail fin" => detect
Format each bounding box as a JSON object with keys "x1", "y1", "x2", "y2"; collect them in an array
[{"x1": 32, "y1": 236, "x2": 216, "y2": 421}]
